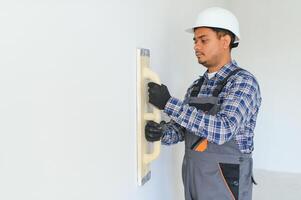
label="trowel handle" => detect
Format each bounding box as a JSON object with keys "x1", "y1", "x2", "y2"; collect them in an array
[{"x1": 143, "y1": 67, "x2": 161, "y2": 164}]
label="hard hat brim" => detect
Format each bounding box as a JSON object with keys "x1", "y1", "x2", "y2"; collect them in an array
[{"x1": 185, "y1": 27, "x2": 194, "y2": 33}]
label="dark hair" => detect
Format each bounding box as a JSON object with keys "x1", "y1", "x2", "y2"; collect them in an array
[{"x1": 210, "y1": 27, "x2": 238, "y2": 49}]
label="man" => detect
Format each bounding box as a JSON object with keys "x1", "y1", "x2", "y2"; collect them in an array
[{"x1": 145, "y1": 7, "x2": 261, "y2": 200}]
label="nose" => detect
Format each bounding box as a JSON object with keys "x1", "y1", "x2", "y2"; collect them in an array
[{"x1": 194, "y1": 41, "x2": 201, "y2": 52}]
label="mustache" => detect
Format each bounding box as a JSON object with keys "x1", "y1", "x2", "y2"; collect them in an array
[{"x1": 195, "y1": 51, "x2": 204, "y2": 56}]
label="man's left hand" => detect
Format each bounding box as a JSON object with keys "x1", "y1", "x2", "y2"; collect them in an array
[{"x1": 148, "y1": 82, "x2": 171, "y2": 110}]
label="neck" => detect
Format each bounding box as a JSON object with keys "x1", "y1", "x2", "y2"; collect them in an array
[{"x1": 207, "y1": 55, "x2": 232, "y2": 73}]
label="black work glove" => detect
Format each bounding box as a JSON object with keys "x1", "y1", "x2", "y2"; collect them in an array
[
  {"x1": 145, "y1": 121, "x2": 166, "y2": 142},
  {"x1": 148, "y1": 82, "x2": 171, "y2": 110}
]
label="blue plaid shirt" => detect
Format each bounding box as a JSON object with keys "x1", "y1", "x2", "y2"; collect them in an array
[{"x1": 161, "y1": 60, "x2": 261, "y2": 154}]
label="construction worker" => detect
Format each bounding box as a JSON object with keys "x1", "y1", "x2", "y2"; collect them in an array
[{"x1": 145, "y1": 7, "x2": 262, "y2": 200}]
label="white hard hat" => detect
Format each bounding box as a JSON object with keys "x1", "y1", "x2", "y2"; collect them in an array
[{"x1": 186, "y1": 7, "x2": 240, "y2": 45}]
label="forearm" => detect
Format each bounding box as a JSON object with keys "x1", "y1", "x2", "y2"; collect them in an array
[
  {"x1": 164, "y1": 88, "x2": 257, "y2": 145},
  {"x1": 164, "y1": 97, "x2": 235, "y2": 144}
]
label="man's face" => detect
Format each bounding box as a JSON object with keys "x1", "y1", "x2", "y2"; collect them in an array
[{"x1": 193, "y1": 27, "x2": 227, "y2": 68}]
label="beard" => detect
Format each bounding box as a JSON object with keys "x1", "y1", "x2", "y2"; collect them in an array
[
  {"x1": 196, "y1": 54, "x2": 207, "y2": 66},
  {"x1": 198, "y1": 57, "x2": 211, "y2": 68},
  {"x1": 199, "y1": 60, "x2": 208, "y2": 67},
  {"x1": 197, "y1": 54, "x2": 221, "y2": 69}
]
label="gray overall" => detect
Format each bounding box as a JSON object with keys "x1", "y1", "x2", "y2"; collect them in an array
[{"x1": 182, "y1": 69, "x2": 255, "y2": 200}]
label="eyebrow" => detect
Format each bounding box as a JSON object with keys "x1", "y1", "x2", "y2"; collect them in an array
[{"x1": 193, "y1": 35, "x2": 208, "y2": 41}]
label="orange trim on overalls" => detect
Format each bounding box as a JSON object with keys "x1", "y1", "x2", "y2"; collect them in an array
[{"x1": 218, "y1": 164, "x2": 236, "y2": 200}]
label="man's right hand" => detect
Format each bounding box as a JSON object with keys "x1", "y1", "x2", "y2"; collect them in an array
[{"x1": 145, "y1": 121, "x2": 166, "y2": 142}]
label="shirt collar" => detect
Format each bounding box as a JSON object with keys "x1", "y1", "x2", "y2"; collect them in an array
[{"x1": 202, "y1": 60, "x2": 239, "y2": 82}]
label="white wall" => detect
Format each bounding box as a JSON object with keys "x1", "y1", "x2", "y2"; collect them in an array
[
  {"x1": 0, "y1": 1, "x2": 227, "y2": 200},
  {"x1": 3, "y1": 1, "x2": 296, "y2": 199},
  {"x1": 228, "y1": 0, "x2": 301, "y2": 173}
]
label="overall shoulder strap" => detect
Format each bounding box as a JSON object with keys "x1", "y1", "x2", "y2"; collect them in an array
[
  {"x1": 212, "y1": 68, "x2": 243, "y2": 97},
  {"x1": 190, "y1": 76, "x2": 205, "y2": 97}
]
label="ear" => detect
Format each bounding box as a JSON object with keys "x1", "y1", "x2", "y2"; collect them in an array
[{"x1": 222, "y1": 35, "x2": 231, "y2": 50}]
